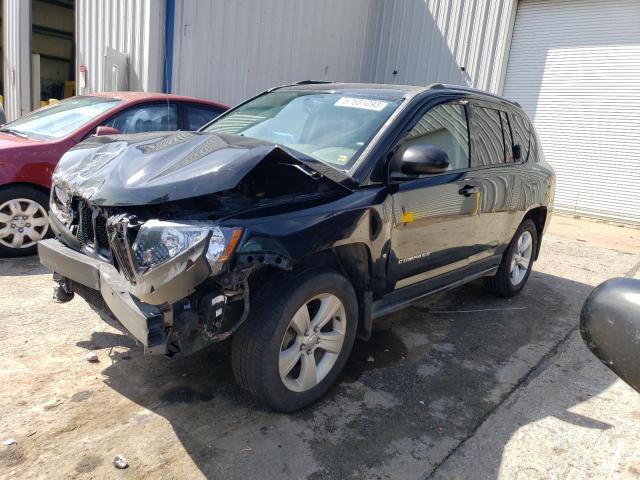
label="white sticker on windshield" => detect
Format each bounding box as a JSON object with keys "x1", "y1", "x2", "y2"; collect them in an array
[{"x1": 334, "y1": 97, "x2": 389, "y2": 111}]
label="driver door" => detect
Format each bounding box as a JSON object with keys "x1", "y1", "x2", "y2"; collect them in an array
[{"x1": 387, "y1": 100, "x2": 491, "y2": 290}]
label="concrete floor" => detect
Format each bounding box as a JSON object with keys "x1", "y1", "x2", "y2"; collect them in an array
[{"x1": 1, "y1": 215, "x2": 639, "y2": 479}]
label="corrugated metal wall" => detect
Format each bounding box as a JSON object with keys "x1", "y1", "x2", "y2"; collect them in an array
[
  {"x1": 170, "y1": 0, "x2": 516, "y2": 106},
  {"x1": 364, "y1": 0, "x2": 517, "y2": 94},
  {"x1": 0, "y1": 0, "x2": 518, "y2": 121},
  {"x1": 75, "y1": 0, "x2": 165, "y2": 94},
  {"x1": 171, "y1": 0, "x2": 377, "y2": 105},
  {"x1": 3, "y1": 0, "x2": 32, "y2": 121}
]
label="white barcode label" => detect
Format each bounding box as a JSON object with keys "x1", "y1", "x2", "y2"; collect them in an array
[{"x1": 334, "y1": 97, "x2": 389, "y2": 111}]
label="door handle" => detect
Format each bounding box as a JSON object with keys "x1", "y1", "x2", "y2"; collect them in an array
[{"x1": 458, "y1": 184, "x2": 479, "y2": 197}]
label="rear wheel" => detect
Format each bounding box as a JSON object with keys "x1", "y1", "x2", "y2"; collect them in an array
[
  {"x1": 0, "y1": 186, "x2": 50, "y2": 257},
  {"x1": 484, "y1": 218, "x2": 537, "y2": 297},
  {"x1": 232, "y1": 269, "x2": 358, "y2": 412}
]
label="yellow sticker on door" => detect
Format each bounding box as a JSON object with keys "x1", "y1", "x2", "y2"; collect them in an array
[{"x1": 401, "y1": 210, "x2": 415, "y2": 223}]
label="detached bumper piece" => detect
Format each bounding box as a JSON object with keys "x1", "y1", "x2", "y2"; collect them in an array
[{"x1": 38, "y1": 238, "x2": 167, "y2": 354}]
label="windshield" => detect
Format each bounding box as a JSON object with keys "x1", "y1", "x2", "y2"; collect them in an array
[
  {"x1": 203, "y1": 91, "x2": 402, "y2": 169},
  {"x1": 3, "y1": 96, "x2": 122, "y2": 140}
]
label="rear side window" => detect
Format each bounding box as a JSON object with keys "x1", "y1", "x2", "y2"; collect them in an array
[
  {"x1": 185, "y1": 104, "x2": 225, "y2": 131},
  {"x1": 470, "y1": 106, "x2": 505, "y2": 167},
  {"x1": 104, "y1": 103, "x2": 178, "y2": 133},
  {"x1": 509, "y1": 111, "x2": 531, "y2": 162},
  {"x1": 500, "y1": 111, "x2": 514, "y2": 162},
  {"x1": 403, "y1": 102, "x2": 470, "y2": 171}
]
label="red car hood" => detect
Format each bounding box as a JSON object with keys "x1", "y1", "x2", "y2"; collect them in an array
[{"x1": 0, "y1": 132, "x2": 42, "y2": 148}]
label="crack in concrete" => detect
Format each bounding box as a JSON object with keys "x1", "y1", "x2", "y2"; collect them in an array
[{"x1": 424, "y1": 324, "x2": 580, "y2": 479}]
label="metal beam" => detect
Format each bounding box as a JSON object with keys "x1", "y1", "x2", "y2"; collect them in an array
[
  {"x1": 34, "y1": 0, "x2": 74, "y2": 10},
  {"x1": 32, "y1": 25, "x2": 73, "y2": 40}
]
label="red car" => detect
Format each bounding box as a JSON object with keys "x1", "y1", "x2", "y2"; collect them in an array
[{"x1": 0, "y1": 92, "x2": 228, "y2": 256}]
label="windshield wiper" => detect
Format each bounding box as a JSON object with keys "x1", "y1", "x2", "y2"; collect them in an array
[
  {"x1": 282, "y1": 162, "x2": 322, "y2": 179},
  {"x1": 0, "y1": 128, "x2": 28, "y2": 138}
]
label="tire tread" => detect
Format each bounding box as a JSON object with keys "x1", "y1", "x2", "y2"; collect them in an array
[
  {"x1": 231, "y1": 268, "x2": 357, "y2": 411},
  {"x1": 483, "y1": 219, "x2": 537, "y2": 297}
]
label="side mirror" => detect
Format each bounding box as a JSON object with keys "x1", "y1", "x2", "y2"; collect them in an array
[
  {"x1": 513, "y1": 144, "x2": 522, "y2": 161},
  {"x1": 391, "y1": 144, "x2": 449, "y2": 179},
  {"x1": 94, "y1": 126, "x2": 120, "y2": 137},
  {"x1": 580, "y1": 278, "x2": 640, "y2": 394}
]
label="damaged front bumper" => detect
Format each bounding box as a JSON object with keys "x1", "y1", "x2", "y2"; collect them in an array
[
  {"x1": 39, "y1": 238, "x2": 169, "y2": 354},
  {"x1": 39, "y1": 236, "x2": 250, "y2": 355}
]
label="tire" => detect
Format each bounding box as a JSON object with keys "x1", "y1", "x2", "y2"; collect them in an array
[
  {"x1": 231, "y1": 269, "x2": 358, "y2": 412},
  {"x1": 0, "y1": 186, "x2": 51, "y2": 257},
  {"x1": 483, "y1": 218, "x2": 538, "y2": 297}
]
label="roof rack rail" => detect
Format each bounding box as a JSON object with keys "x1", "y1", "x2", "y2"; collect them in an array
[
  {"x1": 428, "y1": 83, "x2": 521, "y2": 107},
  {"x1": 266, "y1": 80, "x2": 335, "y2": 93},
  {"x1": 294, "y1": 80, "x2": 333, "y2": 85}
]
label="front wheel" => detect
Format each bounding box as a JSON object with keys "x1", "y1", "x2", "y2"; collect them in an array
[
  {"x1": 0, "y1": 186, "x2": 50, "y2": 257},
  {"x1": 232, "y1": 269, "x2": 358, "y2": 412},
  {"x1": 484, "y1": 218, "x2": 538, "y2": 297}
]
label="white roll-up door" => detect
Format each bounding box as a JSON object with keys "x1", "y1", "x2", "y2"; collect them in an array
[{"x1": 503, "y1": 0, "x2": 640, "y2": 224}]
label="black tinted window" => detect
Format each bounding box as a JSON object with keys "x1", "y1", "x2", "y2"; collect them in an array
[
  {"x1": 500, "y1": 111, "x2": 514, "y2": 162},
  {"x1": 403, "y1": 102, "x2": 469, "y2": 171},
  {"x1": 186, "y1": 104, "x2": 225, "y2": 131},
  {"x1": 105, "y1": 104, "x2": 178, "y2": 133},
  {"x1": 470, "y1": 106, "x2": 504, "y2": 167},
  {"x1": 509, "y1": 111, "x2": 531, "y2": 162}
]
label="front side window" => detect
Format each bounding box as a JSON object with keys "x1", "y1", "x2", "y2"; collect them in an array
[
  {"x1": 203, "y1": 91, "x2": 403, "y2": 169},
  {"x1": 104, "y1": 103, "x2": 178, "y2": 134},
  {"x1": 3, "y1": 96, "x2": 122, "y2": 140},
  {"x1": 470, "y1": 106, "x2": 505, "y2": 167},
  {"x1": 401, "y1": 102, "x2": 470, "y2": 171}
]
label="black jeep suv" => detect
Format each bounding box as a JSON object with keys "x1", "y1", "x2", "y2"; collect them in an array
[{"x1": 39, "y1": 82, "x2": 554, "y2": 411}]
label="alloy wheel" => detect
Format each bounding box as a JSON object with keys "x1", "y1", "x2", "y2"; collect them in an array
[
  {"x1": 509, "y1": 230, "x2": 533, "y2": 286},
  {"x1": 0, "y1": 198, "x2": 49, "y2": 249},
  {"x1": 279, "y1": 293, "x2": 347, "y2": 392}
]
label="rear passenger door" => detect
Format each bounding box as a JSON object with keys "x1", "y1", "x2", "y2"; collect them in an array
[{"x1": 466, "y1": 102, "x2": 525, "y2": 254}]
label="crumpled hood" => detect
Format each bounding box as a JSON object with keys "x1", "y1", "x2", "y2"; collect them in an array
[{"x1": 53, "y1": 131, "x2": 354, "y2": 206}]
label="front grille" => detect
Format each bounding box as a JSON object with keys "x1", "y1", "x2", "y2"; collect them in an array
[
  {"x1": 71, "y1": 201, "x2": 113, "y2": 261},
  {"x1": 77, "y1": 205, "x2": 94, "y2": 247},
  {"x1": 68, "y1": 199, "x2": 138, "y2": 280},
  {"x1": 95, "y1": 214, "x2": 109, "y2": 252}
]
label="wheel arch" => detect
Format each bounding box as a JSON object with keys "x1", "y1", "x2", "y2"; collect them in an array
[
  {"x1": 523, "y1": 205, "x2": 547, "y2": 260},
  {"x1": 248, "y1": 243, "x2": 374, "y2": 341},
  {"x1": 0, "y1": 181, "x2": 51, "y2": 198}
]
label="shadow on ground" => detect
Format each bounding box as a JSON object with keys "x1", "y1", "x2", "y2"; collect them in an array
[
  {"x1": 78, "y1": 270, "x2": 610, "y2": 479},
  {"x1": 0, "y1": 255, "x2": 48, "y2": 276}
]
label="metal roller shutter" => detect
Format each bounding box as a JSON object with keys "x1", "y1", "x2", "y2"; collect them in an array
[{"x1": 503, "y1": 0, "x2": 640, "y2": 223}]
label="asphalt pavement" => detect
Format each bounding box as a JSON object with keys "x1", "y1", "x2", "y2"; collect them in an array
[{"x1": 1, "y1": 215, "x2": 639, "y2": 479}]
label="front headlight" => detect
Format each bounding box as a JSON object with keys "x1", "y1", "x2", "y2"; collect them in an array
[{"x1": 132, "y1": 220, "x2": 243, "y2": 273}]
